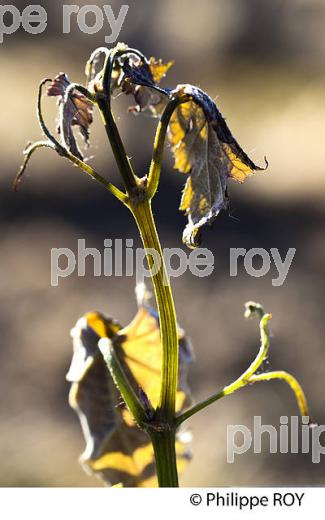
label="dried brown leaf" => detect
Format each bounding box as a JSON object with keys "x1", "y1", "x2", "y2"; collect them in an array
[{"x1": 47, "y1": 73, "x2": 93, "y2": 159}]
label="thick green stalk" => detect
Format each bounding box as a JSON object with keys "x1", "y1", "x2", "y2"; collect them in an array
[
  {"x1": 149, "y1": 430, "x2": 178, "y2": 488},
  {"x1": 129, "y1": 199, "x2": 179, "y2": 487},
  {"x1": 130, "y1": 199, "x2": 179, "y2": 423},
  {"x1": 95, "y1": 78, "x2": 179, "y2": 485}
]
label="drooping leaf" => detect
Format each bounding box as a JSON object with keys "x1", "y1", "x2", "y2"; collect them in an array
[
  {"x1": 85, "y1": 46, "x2": 172, "y2": 115},
  {"x1": 115, "y1": 51, "x2": 265, "y2": 247},
  {"x1": 122, "y1": 56, "x2": 173, "y2": 89},
  {"x1": 66, "y1": 290, "x2": 193, "y2": 487},
  {"x1": 121, "y1": 55, "x2": 172, "y2": 115},
  {"x1": 85, "y1": 49, "x2": 108, "y2": 93},
  {"x1": 47, "y1": 73, "x2": 93, "y2": 159},
  {"x1": 85, "y1": 43, "x2": 128, "y2": 94},
  {"x1": 168, "y1": 85, "x2": 266, "y2": 248}
]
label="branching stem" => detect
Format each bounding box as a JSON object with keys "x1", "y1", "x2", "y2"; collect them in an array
[{"x1": 18, "y1": 48, "x2": 311, "y2": 490}]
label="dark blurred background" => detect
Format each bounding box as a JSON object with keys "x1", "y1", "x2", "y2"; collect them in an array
[{"x1": 1, "y1": 0, "x2": 325, "y2": 486}]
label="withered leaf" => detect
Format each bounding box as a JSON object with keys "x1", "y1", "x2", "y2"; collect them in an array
[
  {"x1": 168, "y1": 85, "x2": 265, "y2": 248},
  {"x1": 47, "y1": 73, "x2": 93, "y2": 159},
  {"x1": 67, "y1": 293, "x2": 192, "y2": 487},
  {"x1": 85, "y1": 43, "x2": 129, "y2": 94},
  {"x1": 117, "y1": 52, "x2": 265, "y2": 247},
  {"x1": 121, "y1": 55, "x2": 172, "y2": 115}
]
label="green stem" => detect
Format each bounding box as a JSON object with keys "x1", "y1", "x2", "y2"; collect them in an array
[
  {"x1": 99, "y1": 337, "x2": 148, "y2": 426},
  {"x1": 175, "y1": 390, "x2": 225, "y2": 427},
  {"x1": 65, "y1": 151, "x2": 127, "y2": 202},
  {"x1": 147, "y1": 97, "x2": 185, "y2": 199},
  {"x1": 129, "y1": 198, "x2": 179, "y2": 486},
  {"x1": 150, "y1": 430, "x2": 179, "y2": 487},
  {"x1": 130, "y1": 200, "x2": 179, "y2": 422},
  {"x1": 95, "y1": 62, "x2": 179, "y2": 485},
  {"x1": 97, "y1": 96, "x2": 138, "y2": 195},
  {"x1": 249, "y1": 371, "x2": 309, "y2": 417},
  {"x1": 14, "y1": 141, "x2": 55, "y2": 191},
  {"x1": 175, "y1": 312, "x2": 272, "y2": 427}
]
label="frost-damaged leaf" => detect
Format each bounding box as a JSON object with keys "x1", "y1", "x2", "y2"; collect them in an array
[
  {"x1": 168, "y1": 85, "x2": 266, "y2": 248},
  {"x1": 121, "y1": 55, "x2": 172, "y2": 115},
  {"x1": 85, "y1": 43, "x2": 129, "y2": 94},
  {"x1": 66, "y1": 293, "x2": 192, "y2": 487},
  {"x1": 47, "y1": 73, "x2": 93, "y2": 159}
]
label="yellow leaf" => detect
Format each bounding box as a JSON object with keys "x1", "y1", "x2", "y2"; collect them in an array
[
  {"x1": 66, "y1": 291, "x2": 192, "y2": 487},
  {"x1": 168, "y1": 85, "x2": 266, "y2": 248},
  {"x1": 149, "y1": 57, "x2": 173, "y2": 83}
]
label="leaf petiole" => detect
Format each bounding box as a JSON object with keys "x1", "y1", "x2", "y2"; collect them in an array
[{"x1": 147, "y1": 95, "x2": 190, "y2": 199}]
